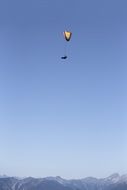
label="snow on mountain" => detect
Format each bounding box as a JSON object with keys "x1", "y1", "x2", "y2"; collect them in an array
[
  {"x1": 105, "y1": 173, "x2": 120, "y2": 183},
  {"x1": 44, "y1": 176, "x2": 67, "y2": 185}
]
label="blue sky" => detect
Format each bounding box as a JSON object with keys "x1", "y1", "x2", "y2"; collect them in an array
[{"x1": 0, "y1": 0, "x2": 127, "y2": 178}]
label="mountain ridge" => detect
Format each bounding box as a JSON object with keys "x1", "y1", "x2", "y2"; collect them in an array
[{"x1": 0, "y1": 173, "x2": 127, "y2": 190}]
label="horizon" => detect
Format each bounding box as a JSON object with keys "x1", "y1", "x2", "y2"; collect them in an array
[{"x1": 0, "y1": 172, "x2": 127, "y2": 180}]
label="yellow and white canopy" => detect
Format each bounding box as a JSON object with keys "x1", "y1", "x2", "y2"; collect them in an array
[{"x1": 63, "y1": 31, "x2": 72, "y2": 41}]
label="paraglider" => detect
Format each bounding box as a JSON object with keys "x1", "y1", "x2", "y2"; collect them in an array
[{"x1": 61, "y1": 30, "x2": 72, "y2": 59}]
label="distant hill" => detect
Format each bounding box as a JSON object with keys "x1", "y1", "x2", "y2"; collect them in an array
[{"x1": 0, "y1": 173, "x2": 127, "y2": 190}]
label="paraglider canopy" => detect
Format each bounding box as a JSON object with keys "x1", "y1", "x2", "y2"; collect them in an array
[{"x1": 63, "y1": 31, "x2": 72, "y2": 41}]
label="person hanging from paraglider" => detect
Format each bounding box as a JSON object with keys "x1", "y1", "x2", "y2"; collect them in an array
[
  {"x1": 61, "y1": 30, "x2": 72, "y2": 59},
  {"x1": 61, "y1": 55, "x2": 67, "y2": 59}
]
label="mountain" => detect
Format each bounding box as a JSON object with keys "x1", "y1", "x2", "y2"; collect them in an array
[{"x1": 0, "y1": 173, "x2": 127, "y2": 190}]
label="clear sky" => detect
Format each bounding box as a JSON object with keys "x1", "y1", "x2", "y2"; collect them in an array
[{"x1": 0, "y1": 0, "x2": 127, "y2": 179}]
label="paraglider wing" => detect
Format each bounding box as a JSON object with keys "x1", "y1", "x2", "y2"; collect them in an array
[{"x1": 63, "y1": 31, "x2": 72, "y2": 41}]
